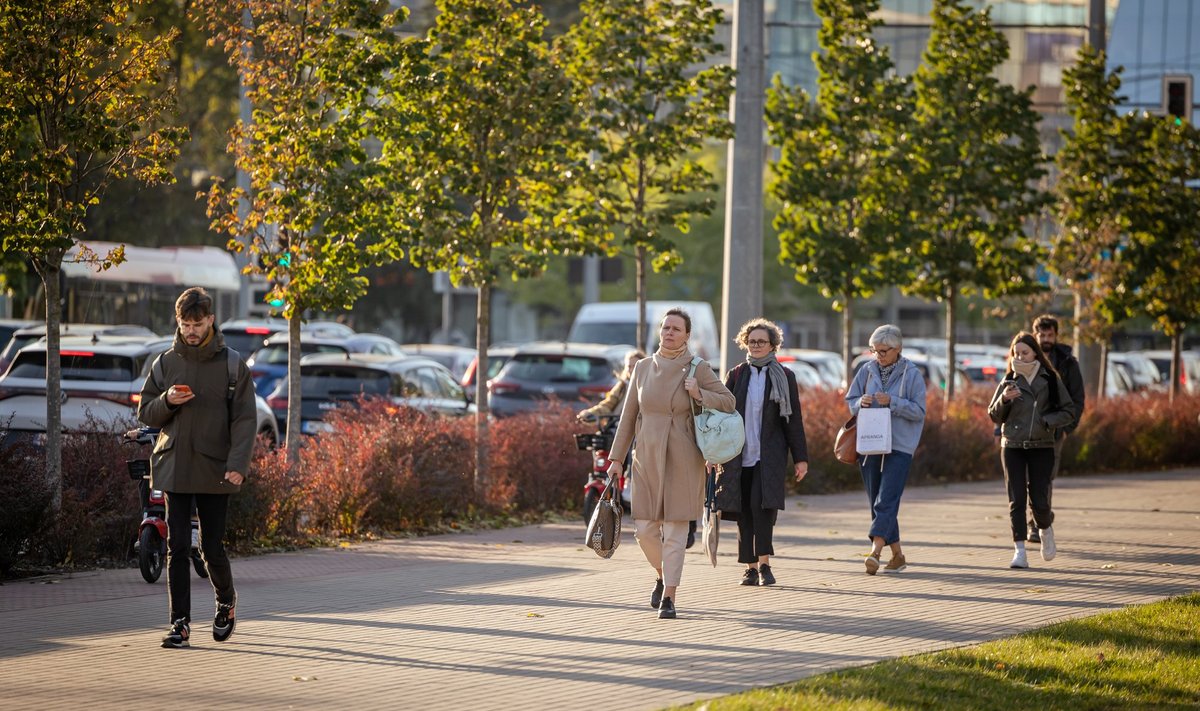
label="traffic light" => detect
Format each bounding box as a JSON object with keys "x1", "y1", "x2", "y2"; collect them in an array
[{"x1": 1163, "y1": 76, "x2": 1192, "y2": 125}]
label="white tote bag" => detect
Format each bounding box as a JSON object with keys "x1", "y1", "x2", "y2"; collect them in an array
[{"x1": 856, "y1": 406, "x2": 893, "y2": 455}]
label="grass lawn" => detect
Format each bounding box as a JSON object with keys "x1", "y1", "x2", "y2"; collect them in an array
[{"x1": 678, "y1": 592, "x2": 1200, "y2": 711}]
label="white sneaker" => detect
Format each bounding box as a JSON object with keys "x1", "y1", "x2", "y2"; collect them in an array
[
  {"x1": 1010, "y1": 549, "x2": 1028, "y2": 568},
  {"x1": 1040, "y1": 527, "x2": 1056, "y2": 561}
]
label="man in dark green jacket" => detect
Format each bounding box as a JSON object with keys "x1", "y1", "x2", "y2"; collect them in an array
[{"x1": 138, "y1": 287, "x2": 257, "y2": 649}]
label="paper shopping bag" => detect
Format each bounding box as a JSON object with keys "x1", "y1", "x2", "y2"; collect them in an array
[{"x1": 855, "y1": 407, "x2": 892, "y2": 455}]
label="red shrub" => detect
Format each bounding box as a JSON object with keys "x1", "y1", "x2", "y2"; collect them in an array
[
  {"x1": 1065, "y1": 392, "x2": 1200, "y2": 472},
  {"x1": 489, "y1": 405, "x2": 592, "y2": 513}
]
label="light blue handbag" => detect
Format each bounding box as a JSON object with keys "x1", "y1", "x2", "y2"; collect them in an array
[{"x1": 687, "y1": 357, "x2": 745, "y2": 464}]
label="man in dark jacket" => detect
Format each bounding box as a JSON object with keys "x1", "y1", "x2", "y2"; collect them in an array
[
  {"x1": 1028, "y1": 314, "x2": 1086, "y2": 543},
  {"x1": 138, "y1": 287, "x2": 257, "y2": 648}
]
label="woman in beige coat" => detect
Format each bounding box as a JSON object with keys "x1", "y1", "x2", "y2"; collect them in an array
[{"x1": 606, "y1": 308, "x2": 736, "y2": 619}]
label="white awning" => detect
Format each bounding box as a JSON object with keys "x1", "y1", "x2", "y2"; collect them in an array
[{"x1": 62, "y1": 241, "x2": 242, "y2": 292}]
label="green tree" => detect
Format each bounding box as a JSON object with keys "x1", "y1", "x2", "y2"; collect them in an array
[
  {"x1": 0, "y1": 0, "x2": 186, "y2": 509},
  {"x1": 905, "y1": 0, "x2": 1048, "y2": 406},
  {"x1": 195, "y1": 0, "x2": 414, "y2": 461},
  {"x1": 1111, "y1": 114, "x2": 1200, "y2": 401},
  {"x1": 391, "y1": 0, "x2": 587, "y2": 490},
  {"x1": 1051, "y1": 46, "x2": 1137, "y2": 397},
  {"x1": 766, "y1": 0, "x2": 910, "y2": 385},
  {"x1": 83, "y1": 0, "x2": 241, "y2": 249},
  {"x1": 558, "y1": 0, "x2": 733, "y2": 352}
]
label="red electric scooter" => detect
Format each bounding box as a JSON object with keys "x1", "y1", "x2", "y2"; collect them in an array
[
  {"x1": 574, "y1": 415, "x2": 629, "y2": 522},
  {"x1": 125, "y1": 427, "x2": 208, "y2": 584}
]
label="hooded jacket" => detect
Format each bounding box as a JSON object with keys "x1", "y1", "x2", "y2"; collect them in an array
[{"x1": 137, "y1": 328, "x2": 257, "y2": 494}]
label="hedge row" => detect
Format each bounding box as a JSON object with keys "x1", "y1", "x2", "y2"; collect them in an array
[{"x1": 2, "y1": 390, "x2": 1198, "y2": 576}]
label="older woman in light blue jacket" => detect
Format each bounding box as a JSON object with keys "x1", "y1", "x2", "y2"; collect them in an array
[{"x1": 845, "y1": 324, "x2": 927, "y2": 575}]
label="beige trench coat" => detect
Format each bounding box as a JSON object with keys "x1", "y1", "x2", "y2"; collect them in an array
[{"x1": 607, "y1": 351, "x2": 736, "y2": 521}]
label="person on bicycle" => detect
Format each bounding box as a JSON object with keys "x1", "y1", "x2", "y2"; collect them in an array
[{"x1": 578, "y1": 348, "x2": 645, "y2": 423}]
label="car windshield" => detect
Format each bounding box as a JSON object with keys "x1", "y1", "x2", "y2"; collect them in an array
[
  {"x1": 569, "y1": 322, "x2": 646, "y2": 347},
  {"x1": 503, "y1": 355, "x2": 608, "y2": 383},
  {"x1": 9, "y1": 351, "x2": 138, "y2": 382},
  {"x1": 255, "y1": 342, "x2": 347, "y2": 365},
  {"x1": 301, "y1": 367, "x2": 391, "y2": 398}
]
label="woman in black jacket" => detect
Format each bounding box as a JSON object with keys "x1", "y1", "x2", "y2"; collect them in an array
[
  {"x1": 987, "y1": 331, "x2": 1075, "y2": 569},
  {"x1": 718, "y1": 318, "x2": 808, "y2": 586}
]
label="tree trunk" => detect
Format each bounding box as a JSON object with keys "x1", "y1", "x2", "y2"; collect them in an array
[
  {"x1": 1096, "y1": 341, "x2": 1108, "y2": 402},
  {"x1": 944, "y1": 290, "x2": 957, "y2": 411},
  {"x1": 841, "y1": 293, "x2": 853, "y2": 390},
  {"x1": 1073, "y1": 290, "x2": 1101, "y2": 400},
  {"x1": 474, "y1": 283, "x2": 491, "y2": 495},
  {"x1": 1170, "y1": 331, "x2": 1182, "y2": 403},
  {"x1": 40, "y1": 261, "x2": 63, "y2": 512},
  {"x1": 635, "y1": 245, "x2": 647, "y2": 353},
  {"x1": 285, "y1": 313, "x2": 302, "y2": 464}
]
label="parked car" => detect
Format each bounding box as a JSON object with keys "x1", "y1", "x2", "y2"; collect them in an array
[
  {"x1": 247, "y1": 332, "x2": 406, "y2": 397},
  {"x1": 851, "y1": 350, "x2": 970, "y2": 392},
  {"x1": 399, "y1": 344, "x2": 477, "y2": 380},
  {"x1": 0, "y1": 319, "x2": 39, "y2": 356},
  {"x1": 1109, "y1": 351, "x2": 1165, "y2": 392},
  {"x1": 487, "y1": 342, "x2": 629, "y2": 418},
  {"x1": 0, "y1": 334, "x2": 278, "y2": 447},
  {"x1": 959, "y1": 355, "x2": 1007, "y2": 384},
  {"x1": 221, "y1": 318, "x2": 358, "y2": 360},
  {"x1": 460, "y1": 346, "x2": 517, "y2": 402},
  {"x1": 220, "y1": 318, "x2": 288, "y2": 358},
  {"x1": 775, "y1": 355, "x2": 825, "y2": 392},
  {"x1": 779, "y1": 348, "x2": 845, "y2": 390},
  {"x1": 1138, "y1": 350, "x2": 1200, "y2": 395},
  {"x1": 0, "y1": 322, "x2": 157, "y2": 375},
  {"x1": 568, "y1": 300, "x2": 719, "y2": 363},
  {"x1": 265, "y1": 353, "x2": 472, "y2": 435}
]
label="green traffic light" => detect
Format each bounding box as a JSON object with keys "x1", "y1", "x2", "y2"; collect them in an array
[{"x1": 278, "y1": 252, "x2": 291, "y2": 267}]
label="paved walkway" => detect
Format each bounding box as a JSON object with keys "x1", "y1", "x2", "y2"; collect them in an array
[{"x1": 1, "y1": 470, "x2": 1197, "y2": 710}]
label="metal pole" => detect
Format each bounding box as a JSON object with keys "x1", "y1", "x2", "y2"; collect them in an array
[
  {"x1": 1088, "y1": 0, "x2": 1106, "y2": 51},
  {"x1": 234, "y1": 8, "x2": 254, "y2": 320},
  {"x1": 720, "y1": 0, "x2": 764, "y2": 374},
  {"x1": 582, "y1": 256, "x2": 600, "y2": 304}
]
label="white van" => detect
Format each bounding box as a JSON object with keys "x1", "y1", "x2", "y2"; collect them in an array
[{"x1": 568, "y1": 301, "x2": 720, "y2": 363}]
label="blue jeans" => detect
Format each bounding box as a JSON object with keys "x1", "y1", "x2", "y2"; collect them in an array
[{"x1": 859, "y1": 451, "x2": 913, "y2": 545}]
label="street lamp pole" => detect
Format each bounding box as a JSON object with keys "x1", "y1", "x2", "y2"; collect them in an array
[{"x1": 719, "y1": 0, "x2": 764, "y2": 374}]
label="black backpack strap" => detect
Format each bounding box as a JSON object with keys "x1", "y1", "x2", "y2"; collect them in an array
[
  {"x1": 150, "y1": 353, "x2": 166, "y2": 392},
  {"x1": 225, "y1": 347, "x2": 241, "y2": 403}
]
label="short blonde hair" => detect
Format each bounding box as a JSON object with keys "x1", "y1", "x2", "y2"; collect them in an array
[{"x1": 735, "y1": 318, "x2": 783, "y2": 352}]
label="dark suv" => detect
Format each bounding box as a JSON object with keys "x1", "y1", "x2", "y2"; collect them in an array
[{"x1": 486, "y1": 342, "x2": 629, "y2": 418}]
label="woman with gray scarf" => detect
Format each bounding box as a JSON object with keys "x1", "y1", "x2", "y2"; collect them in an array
[{"x1": 716, "y1": 318, "x2": 808, "y2": 586}]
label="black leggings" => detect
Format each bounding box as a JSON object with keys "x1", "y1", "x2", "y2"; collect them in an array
[
  {"x1": 166, "y1": 492, "x2": 235, "y2": 623},
  {"x1": 1002, "y1": 447, "x2": 1055, "y2": 542}
]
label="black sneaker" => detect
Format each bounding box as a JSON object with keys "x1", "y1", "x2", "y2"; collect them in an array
[
  {"x1": 758, "y1": 563, "x2": 776, "y2": 586},
  {"x1": 650, "y1": 578, "x2": 664, "y2": 609},
  {"x1": 161, "y1": 619, "x2": 190, "y2": 649},
  {"x1": 1028, "y1": 522, "x2": 1040, "y2": 544},
  {"x1": 741, "y1": 567, "x2": 759, "y2": 586},
  {"x1": 213, "y1": 598, "x2": 236, "y2": 642},
  {"x1": 686, "y1": 520, "x2": 697, "y2": 550},
  {"x1": 657, "y1": 597, "x2": 676, "y2": 619}
]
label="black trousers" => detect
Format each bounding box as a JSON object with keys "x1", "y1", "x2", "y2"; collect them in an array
[
  {"x1": 736, "y1": 463, "x2": 778, "y2": 564},
  {"x1": 166, "y1": 491, "x2": 235, "y2": 623},
  {"x1": 1002, "y1": 447, "x2": 1055, "y2": 542}
]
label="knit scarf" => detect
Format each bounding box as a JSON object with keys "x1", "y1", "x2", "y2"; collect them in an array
[
  {"x1": 878, "y1": 361, "x2": 897, "y2": 389},
  {"x1": 656, "y1": 342, "x2": 690, "y2": 360},
  {"x1": 1012, "y1": 359, "x2": 1040, "y2": 384},
  {"x1": 747, "y1": 352, "x2": 793, "y2": 421}
]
